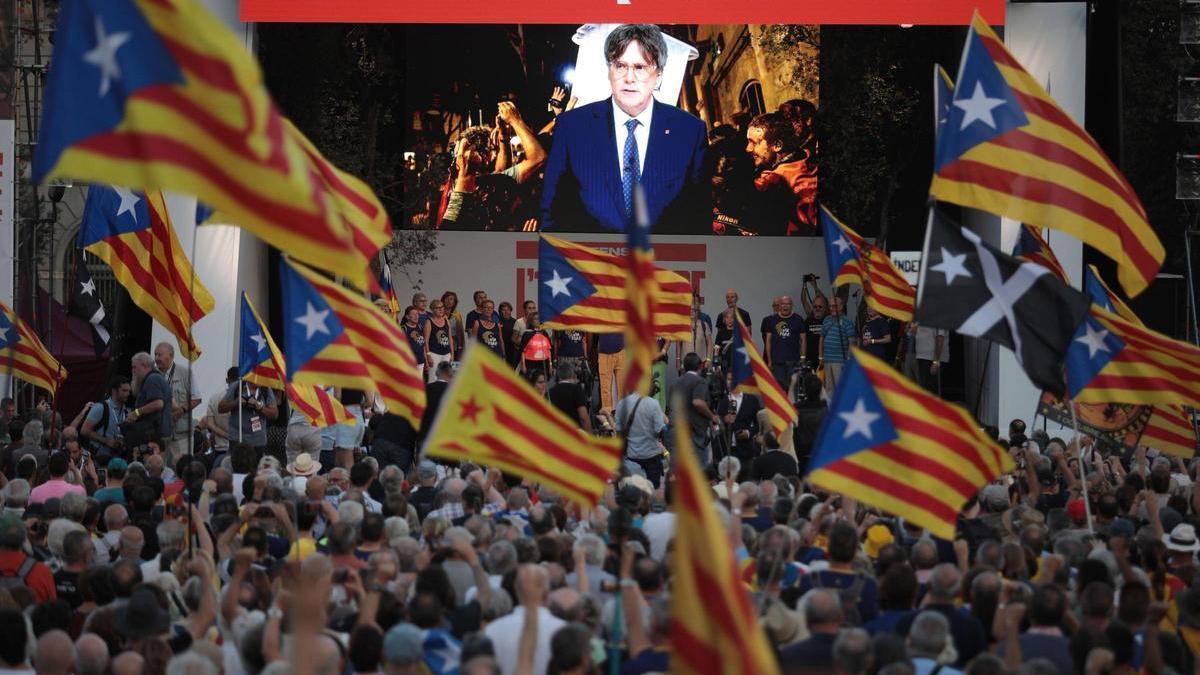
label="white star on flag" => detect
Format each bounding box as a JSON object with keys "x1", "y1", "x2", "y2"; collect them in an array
[
  {"x1": 79, "y1": 279, "x2": 96, "y2": 297},
  {"x1": 839, "y1": 398, "x2": 881, "y2": 440},
  {"x1": 83, "y1": 17, "x2": 132, "y2": 97},
  {"x1": 1075, "y1": 322, "x2": 1111, "y2": 359},
  {"x1": 832, "y1": 235, "x2": 852, "y2": 255},
  {"x1": 249, "y1": 333, "x2": 268, "y2": 353},
  {"x1": 113, "y1": 187, "x2": 140, "y2": 223},
  {"x1": 953, "y1": 82, "x2": 1007, "y2": 130},
  {"x1": 543, "y1": 269, "x2": 573, "y2": 298},
  {"x1": 294, "y1": 302, "x2": 331, "y2": 340},
  {"x1": 736, "y1": 346, "x2": 751, "y2": 366},
  {"x1": 931, "y1": 247, "x2": 971, "y2": 286}
]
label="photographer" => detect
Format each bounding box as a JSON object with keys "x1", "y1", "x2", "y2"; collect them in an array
[
  {"x1": 615, "y1": 382, "x2": 668, "y2": 488},
  {"x1": 81, "y1": 376, "x2": 130, "y2": 462},
  {"x1": 218, "y1": 380, "x2": 279, "y2": 458},
  {"x1": 441, "y1": 102, "x2": 547, "y2": 231}
]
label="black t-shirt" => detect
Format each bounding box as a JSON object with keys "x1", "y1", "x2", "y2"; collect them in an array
[
  {"x1": 54, "y1": 569, "x2": 83, "y2": 609},
  {"x1": 477, "y1": 323, "x2": 506, "y2": 358},
  {"x1": 752, "y1": 451, "x2": 799, "y2": 480},
  {"x1": 804, "y1": 315, "x2": 824, "y2": 365},
  {"x1": 557, "y1": 331, "x2": 586, "y2": 358},
  {"x1": 369, "y1": 413, "x2": 417, "y2": 448},
  {"x1": 549, "y1": 382, "x2": 587, "y2": 428}
]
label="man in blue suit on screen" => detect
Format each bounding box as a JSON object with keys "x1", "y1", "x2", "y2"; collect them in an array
[{"x1": 540, "y1": 24, "x2": 710, "y2": 234}]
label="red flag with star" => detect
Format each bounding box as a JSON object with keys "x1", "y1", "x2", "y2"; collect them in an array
[{"x1": 421, "y1": 345, "x2": 622, "y2": 507}]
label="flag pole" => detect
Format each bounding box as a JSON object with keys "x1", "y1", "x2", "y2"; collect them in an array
[{"x1": 1065, "y1": 395, "x2": 1093, "y2": 533}]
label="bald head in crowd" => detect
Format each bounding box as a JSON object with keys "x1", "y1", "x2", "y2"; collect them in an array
[
  {"x1": 74, "y1": 634, "x2": 109, "y2": 675},
  {"x1": 112, "y1": 652, "x2": 145, "y2": 675},
  {"x1": 34, "y1": 630, "x2": 75, "y2": 675}
]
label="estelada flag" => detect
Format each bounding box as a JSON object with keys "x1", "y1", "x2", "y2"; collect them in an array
[
  {"x1": 931, "y1": 12, "x2": 1162, "y2": 297},
  {"x1": 422, "y1": 345, "x2": 621, "y2": 507},
  {"x1": 34, "y1": 0, "x2": 390, "y2": 291},
  {"x1": 807, "y1": 347, "x2": 1013, "y2": 539}
]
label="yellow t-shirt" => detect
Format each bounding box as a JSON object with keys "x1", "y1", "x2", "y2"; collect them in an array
[{"x1": 288, "y1": 537, "x2": 318, "y2": 561}]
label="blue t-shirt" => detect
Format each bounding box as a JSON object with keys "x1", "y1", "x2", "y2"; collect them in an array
[
  {"x1": 136, "y1": 371, "x2": 173, "y2": 439},
  {"x1": 821, "y1": 315, "x2": 856, "y2": 364},
  {"x1": 83, "y1": 396, "x2": 125, "y2": 446},
  {"x1": 598, "y1": 333, "x2": 624, "y2": 354},
  {"x1": 557, "y1": 330, "x2": 586, "y2": 358},
  {"x1": 404, "y1": 322, "x2": 426, "y2": 361},
  {"x1": 768, "y1": 313, "x2": 805, "y2": 363}
]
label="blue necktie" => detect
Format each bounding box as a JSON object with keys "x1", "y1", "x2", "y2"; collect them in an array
[{"x1": 622, "y1": 118, "x2": 640, "y2": 222}]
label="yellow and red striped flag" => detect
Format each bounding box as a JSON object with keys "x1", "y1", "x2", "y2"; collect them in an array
[
  {"x1": 0, "y1": 300, "x2": 65, "y2": 395},
  {"x1": 931, "y1": 12, "x2": 1162, "y2": 297},
  {"x1": 820, "y1": 207, "x2": 915, "y2": 321},
  {"x1": 622, "y1": 188, "x2": 657, "y2": 396},
  {"x1": 238, "y1": 293, "x2": 353, "y2": 428},
  {"x1": 807, "y1": 347, "x2": 1013, "y2": 539},
  {"x1": 34, "y1": 0, "x2": 390, "y2": 291},
  {"x1": 1081, "y1": 266, "x2": 1195, "y2": 457},
  {"x1": 423, "y1": 345, "x2": 622, "y2": 507},
  {"x1": 670, "y1": 402, "x2": 780, "y2": 675},
  {"x1": 538, "y1": 234, "x2": 691, "y2": 339},
  {"x1": 1066, "y1": 305, "x2": 1200, "y2": 410},
  {"x1": 79, "y1": 187, "x2": 213, "y2": 359},
  {"x1": 1142, "y1": 406, "x2": 1196, "y2": 459},
  {"x1": 1012, "y1": 223, "x2": 1070, "y2": 284},
  {"x1": 730, "y1": 314, "x2": 795, "y2": 440},
  {"x1": 280, "y1": 258, "x2": 425, "y2": 428}
]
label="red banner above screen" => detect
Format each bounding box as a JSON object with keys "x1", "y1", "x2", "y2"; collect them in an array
[{"x1": 241, "y1": 0, "x2": 1003, "y2": 25}]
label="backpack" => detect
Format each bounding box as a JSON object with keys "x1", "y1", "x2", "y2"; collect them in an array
[
  {"x1": 811, "y1": 570, "x2": 867, "y2": 627},
  {"x1": 89, "y1": 401, "x2": 112, "y2": 453},
  {"x1": 0, "y1": 556, "x2": 36, "y2": 592}
]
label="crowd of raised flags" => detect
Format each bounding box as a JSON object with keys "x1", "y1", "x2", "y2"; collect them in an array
[{"x1": 0, "y1": 2, "x2": 1195, "y2": 674}]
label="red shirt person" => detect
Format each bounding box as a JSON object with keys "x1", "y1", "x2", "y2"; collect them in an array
[{"x1": 0, "y1": 512, "x2": 56, "y2": 603}]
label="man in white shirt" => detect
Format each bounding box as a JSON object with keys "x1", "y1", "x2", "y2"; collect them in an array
[
  {"x1": 154, "y1": 342, "x2": 201, "y2": 466},
  {"x1": 200, "y1": 368, "x2": 237, "y2": 462},
  {"x1": 484, "y1": 564, "x2": 566, "y2": 675}
]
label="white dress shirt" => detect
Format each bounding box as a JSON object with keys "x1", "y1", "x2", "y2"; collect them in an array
[{"x1": 612, "y1": 99, "x2": 653, "y2": 176}]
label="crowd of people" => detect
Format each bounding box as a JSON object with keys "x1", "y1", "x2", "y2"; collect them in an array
[{"x1": 0, "y1": 274, "x2": 1190, "y2": 675}]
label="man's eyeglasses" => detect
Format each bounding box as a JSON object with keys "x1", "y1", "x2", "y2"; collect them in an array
[{"x1": 609, "y1": 61, "x2": 657, "y2": 81}]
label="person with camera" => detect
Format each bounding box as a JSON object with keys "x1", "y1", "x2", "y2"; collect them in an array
[
  {"x1": 80, "y1": 376, "x2": 130, "y2": 463},
  {"x1": 441, "y1": 101, "x2": 547, "y2": 231},
  {"x1": 670, "y1": 352, "x2": 719, "y2": 470},
  {"x1": 615, "y1": 379, "x2": 668, "y2": 487},
  {"x1": 800, "y1": 275, "x2": 829, "y2": 370},
  {"x1": 218, "y1": 379, "x2": 278, "y2": 458}
]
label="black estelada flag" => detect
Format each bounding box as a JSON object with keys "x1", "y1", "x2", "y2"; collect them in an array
[
  {"x1": 68, "y1": 250, "x2": 111, "y2": 358},
  {"x1": 914, "y1": 207, "x2": 1090, "y2": 396}
]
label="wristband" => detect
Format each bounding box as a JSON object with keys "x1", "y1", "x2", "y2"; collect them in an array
[
  {"x1": 619, "y1": 579, "x2": 637, "y2": 588},
  {"x1": 132, "y1": 408, "x2": 140, "y2": 419},
  {"x1": 548, "y1": 98, "x2": 565, "y2": 109}
]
